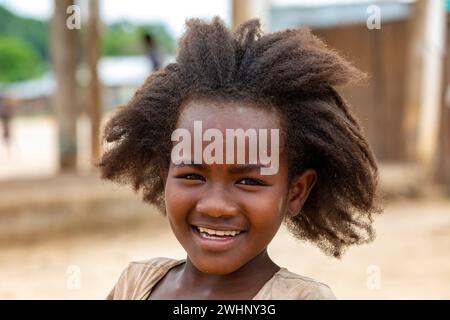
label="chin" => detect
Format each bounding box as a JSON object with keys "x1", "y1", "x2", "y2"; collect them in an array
[{"x1": 190, "y1": 255, "x2": 244, "y2": 275}]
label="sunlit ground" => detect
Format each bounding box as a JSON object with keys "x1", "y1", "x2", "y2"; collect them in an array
[
  {"x1": 0, "y1": 117, "x2": 57, "y2": 179},
  {"x1": 0, "y1": 115, "x2": 96, "y2": 179}
]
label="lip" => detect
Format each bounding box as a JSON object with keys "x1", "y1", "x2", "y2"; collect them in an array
[
  {"x1": 190, "y1": 223, "x2": 248, "y2": 232},
  {"x1": 190, "y1": 225, "x2": 246, "y2": 252}
]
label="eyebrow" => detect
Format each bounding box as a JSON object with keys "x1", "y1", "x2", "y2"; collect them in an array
[
  {"x1": 173, "y1": 162, "x2": 268, "y2": 174},
  {"x1": 174, "y1": 162, "x2": 206, "y2": 170},
  {"x1": 228, "y1": 164, "x2": 268, "y2": 174}
]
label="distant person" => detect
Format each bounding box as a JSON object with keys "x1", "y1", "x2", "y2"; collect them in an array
[
  {"x1": 0, "y1": 94, "x2": 13, "y2": 151},
  {"x1": 143, "y1": 33, "x2": 165, "y2": 72}
]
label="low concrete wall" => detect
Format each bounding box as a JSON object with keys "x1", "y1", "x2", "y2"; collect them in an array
[{"x1": 0, "y1": 173, "x2": 163, "y2": 243}]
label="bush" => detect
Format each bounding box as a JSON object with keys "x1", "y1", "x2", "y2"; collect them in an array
[{"x1": 0, "y1": 37, "x2": 44, "y2": 83}]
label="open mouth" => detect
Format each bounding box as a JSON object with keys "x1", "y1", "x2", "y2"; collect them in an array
[{"x1": 191, "y1": 225, "x2": 245, "y2": 240}]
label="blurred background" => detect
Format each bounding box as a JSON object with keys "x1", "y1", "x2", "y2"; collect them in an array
[{"x1": 0, "y1": 0, "x2": 449, "y2": 299}]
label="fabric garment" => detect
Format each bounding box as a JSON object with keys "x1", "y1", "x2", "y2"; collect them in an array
[{"x1": 106, "y1": 257, "x2": 336, "y2": 300}]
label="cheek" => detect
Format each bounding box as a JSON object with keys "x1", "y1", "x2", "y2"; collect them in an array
[
  {"x1": 164, "y1": 180, "x2": 200, "y2": 250},
  {"x1": 243, "y1": 189, "x2": 286, "y2": 237},
  {"x1": 164, "y1": 180, "x2": 196, "y2": 222}
]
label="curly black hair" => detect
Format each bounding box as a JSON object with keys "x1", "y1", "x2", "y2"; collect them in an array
[{"x1": 97, "y1": 17, "x2": 382, "y2": 258}]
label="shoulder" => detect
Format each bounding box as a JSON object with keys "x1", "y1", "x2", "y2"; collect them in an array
[
  {"x1": 106, "y1": 257, "x2": 184, "y2": 300},
  {"x1": 265, "y1": 268, "x2": 337, "y2": 300},
  {"x1": 127, "y1": 257, "x2": 182, "y2": 275}
]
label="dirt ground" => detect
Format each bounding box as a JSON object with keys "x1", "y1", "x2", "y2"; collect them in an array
[{"x1": 0, "y1": 197, "x2": 449, "y2": 300}]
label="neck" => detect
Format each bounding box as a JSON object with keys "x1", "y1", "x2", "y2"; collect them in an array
[{"x1": 177, "y1": 249, "x2": 280, "y2": 297}]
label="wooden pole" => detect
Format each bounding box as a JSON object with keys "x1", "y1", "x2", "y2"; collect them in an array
[
  {"x1": 52, "y1": 0, "x2": 78, "y2": 172},
  {"x1": 416, "y1": 0, "x2": 446, "y2": 176},
  {"x1": 87, "y1": 0, "x2": 102, "y2": 164},
  {"x1": 404, "y1": 0, "x2": 427, "y2": 162},
  {"x1": 438, "y1": 13, "x2": 450, "y2": 185},
  {"x1": 232, "y1": 0, "x2": 270, "y2": 31},
  {"x1": 404, "y1": 0, "x2": 446, "y2": 178}
]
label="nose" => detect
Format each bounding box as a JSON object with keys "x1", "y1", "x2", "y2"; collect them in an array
[{"x1": 195, "y1": 185, "x2": 240, "y2": 218}]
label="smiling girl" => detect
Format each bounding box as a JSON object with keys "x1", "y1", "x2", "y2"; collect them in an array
[{"x1": 101, "y1": 17, "x2": 381, "y2": 300}]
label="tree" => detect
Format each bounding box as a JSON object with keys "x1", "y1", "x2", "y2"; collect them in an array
[
  {"x1": 102, "y1": 21, "x2": 175, "y2": 56},
  {"x1": 0, "y1": 37, "x2": 43, "y2": 83},
  {"x1": 0, "y1": 5, "x2": 49, "y2": 61}
]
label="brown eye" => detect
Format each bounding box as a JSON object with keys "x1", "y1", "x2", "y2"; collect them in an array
[
  {"x1": 237, "y1": 178, "x2": 265, "y2": 186},
  {"x1": 177, "y1": 174, "x2": 205, "y2": 181}
]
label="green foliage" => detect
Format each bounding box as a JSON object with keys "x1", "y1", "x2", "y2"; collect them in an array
[
  {"x1": 0, "y1": 5, "x2": 49, "y2": 61},
  {"x1": 103, "y1": 21, "x2": 175, "y2": 56},
  {"x1": 0, "y1": 37, "x2": 43, "y2": 83},
  {"x1": 0, "y1": 5, "x2": 175, "y2": 83}
]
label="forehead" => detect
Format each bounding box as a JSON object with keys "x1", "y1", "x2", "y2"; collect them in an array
[
  {"x1": 171, "y1": 98, "x2": 286, "y2": 173},
  {"x1": 177, "y1": 99, "x2": 282, "y2": 131}
]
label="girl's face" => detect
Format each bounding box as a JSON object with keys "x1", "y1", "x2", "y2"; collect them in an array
[{"x1": 164, "y1": 99, "x2": 313, "y2": 275}]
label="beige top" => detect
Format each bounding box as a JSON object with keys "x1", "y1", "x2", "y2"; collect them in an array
[{"x1": 106, "y1": 257, "x2": 336, "y2": 300}]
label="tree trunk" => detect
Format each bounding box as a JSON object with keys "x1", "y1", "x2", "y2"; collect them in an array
[
  {"x1": 52, "y1": 0, "x2": 79, "y2": 171},
  {"x1": 232, "y1": 0, "x2": 270, "y2": 32},
  {"x1": 404, "y1": 0, "x2": 446, "y2": 179},
  {"x1": 87, "y1": 0, "x2": 102, "y2": 165}
]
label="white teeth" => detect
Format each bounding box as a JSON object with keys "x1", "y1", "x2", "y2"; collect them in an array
[{"x1": 197, "y1": 226, "x2": 241, "y2": 237}]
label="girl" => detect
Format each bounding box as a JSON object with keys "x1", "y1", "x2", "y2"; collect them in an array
[{"x1": 100, "y1": 17, "x2": 381, "y2": 300}]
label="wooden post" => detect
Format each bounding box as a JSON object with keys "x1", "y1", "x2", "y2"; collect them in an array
[
  {"x1": 87, "y1": 0, "x2": 102, "y2": 164},
  {"x1": 404, "y1": 0, "x2": 446, "y2": 178},
  {"x1": 232, "y1": 0, "x2": 270, "y2": 31},
  {"x1": 404, "y1": 0, "x2": 426, "y2": 161},
  {"x1": 52, "y1": 0, "x2": 79, "y2": 171},
  {"x1": 438, "y1": 13, "x2": 450, "y2": 185}
]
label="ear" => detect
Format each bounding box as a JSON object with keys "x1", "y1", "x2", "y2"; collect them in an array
[{"x1": 286, "y1": 169, "x2": 317, "y2": 218}]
